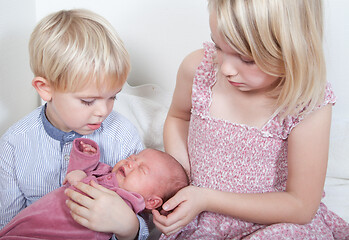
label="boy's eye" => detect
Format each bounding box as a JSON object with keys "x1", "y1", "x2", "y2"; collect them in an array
[
  {"x1": 80, "y1": 99, "x2": 95, "y2": 106},
  {"x1": 110, "y1": 95, "x2": 117, "y2": 101}
]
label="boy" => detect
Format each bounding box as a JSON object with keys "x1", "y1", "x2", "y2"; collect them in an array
[
  {"x1": 0, "y1": 138, "x2": 189, "y2": 239},
  {"x1": 0, "y1": 9, "x2": 147, "y2": 239}
]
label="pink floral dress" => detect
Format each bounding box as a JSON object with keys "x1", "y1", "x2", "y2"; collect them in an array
[{"x1": 160, "y1": 42, "x2": 349, "y2": 239}]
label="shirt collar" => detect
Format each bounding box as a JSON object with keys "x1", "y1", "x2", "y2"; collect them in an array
[{"x1": 41, "y1": 104, "x2": 82, "y2": 149}]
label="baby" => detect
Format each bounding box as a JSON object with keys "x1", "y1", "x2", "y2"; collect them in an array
[{"x1": 0, "y1": 138, "x2": 188, "y2": 239}]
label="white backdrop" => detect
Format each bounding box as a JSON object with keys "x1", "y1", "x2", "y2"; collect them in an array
[
  {"x1": 0, "y1": 0, "x2": 349, "y2": 226},
  {"x1": 0, "y1": 0, "x2": 348, "y2": 136}
]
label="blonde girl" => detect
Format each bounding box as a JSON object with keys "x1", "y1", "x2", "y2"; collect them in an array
[{"x1": 152, "y1": 0, "x2": 349, "y2": 239}]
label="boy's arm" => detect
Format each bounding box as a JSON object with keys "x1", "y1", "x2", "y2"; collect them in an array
[
  {"x1": 0, "y1": 140, "x2": 26, "y2": 229},
  {"x1": 65, "y1": 180, "x2": 147, "y2": 240}
]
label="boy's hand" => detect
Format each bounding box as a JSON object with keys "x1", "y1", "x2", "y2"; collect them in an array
[
  {"x1": 152, "y1": 185, "x2": 205, "y2": 236},
  {"x1": 65, "y1": 180, "x2": 139, "y2": 240},
  {"x1": 63, "y1": 170, "x2": 87, "y2": 186}
]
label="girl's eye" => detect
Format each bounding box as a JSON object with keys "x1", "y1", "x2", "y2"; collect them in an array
[
  {"x1": 80, "y1": 99, "x2": 95, "y2": 106},
  {"x1": 240, "y1": 55, "x2": 255, "y2": 65},
  {"x1": 214, "y1": 44, "x2": 222, "y2": 51}
]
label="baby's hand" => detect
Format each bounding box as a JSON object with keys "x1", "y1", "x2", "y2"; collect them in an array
[
  {"x1": 63, "y1": 170, "x2": 87, "y2": 186},
  {"x1": 79, "y1": 141, "x2": 97, "y2": 155}
]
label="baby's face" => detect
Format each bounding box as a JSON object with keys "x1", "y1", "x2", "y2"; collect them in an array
[{"x1": 112, "y1": 149, "x2": 168, "y2": 199}]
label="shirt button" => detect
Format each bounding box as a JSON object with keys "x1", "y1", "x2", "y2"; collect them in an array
[{"x1": 64, "y1": 155, "x2": 70, "y2": 161}]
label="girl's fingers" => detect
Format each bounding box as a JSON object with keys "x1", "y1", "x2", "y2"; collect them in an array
[{"x1": 152, "y1": 210, "x2": 184, "y2": 235}]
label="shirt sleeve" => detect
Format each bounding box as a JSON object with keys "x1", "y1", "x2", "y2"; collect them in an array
[
  {"x1": 0, "y1": 138, "x2": 26, "y2": 229},
  {"x1": 110, "y1": 214, "x2": 149, "y2": 240},
  {"x1": 136, "y1": 214, "x2": 150, "y2": 240}
]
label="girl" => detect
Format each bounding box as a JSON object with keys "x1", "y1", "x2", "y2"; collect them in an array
[{"x1": 152, "y1": 0, "x2": 349, "y2": 239}]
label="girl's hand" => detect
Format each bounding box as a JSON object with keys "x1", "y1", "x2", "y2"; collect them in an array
[
  {"x1": 65, "y1": 180, "x2": 139, "y2": 240},
  {"x1": 152, "y1": 185, "x2": 206, "y2": 236}
]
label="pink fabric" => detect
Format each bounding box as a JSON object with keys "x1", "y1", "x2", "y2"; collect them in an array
[
  {"x1": 161, "y1": 42, "x2": 349, "y2": 239},
  {"x1": 0, "y1": 138, "x2": 145, "y2": 239}
]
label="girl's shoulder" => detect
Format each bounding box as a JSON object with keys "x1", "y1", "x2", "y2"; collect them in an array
[
  {"x1": 263, "y1": 83, "x2": 336, "y2": 139},
  {"x1": 180, "y1": 42, "x2": 215, "y2": 82}
]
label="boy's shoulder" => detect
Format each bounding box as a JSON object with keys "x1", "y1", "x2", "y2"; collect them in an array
[
  {"x1": 98, "y1": 110, "x2": 141, "y2": 140},
  {"x1": 1, "y1": 106, "x2": 43, "y2": 142},
  {"x1": 91, "y1": 110, "x2": 144, "y2": 157},
  {"x1": 104, "y1": 110, "x2": 137, "y2": 130}
]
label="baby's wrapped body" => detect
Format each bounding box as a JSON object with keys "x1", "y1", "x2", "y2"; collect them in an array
[{"x1": 0, "y1": 138, "x2": 144, "y2": 240}]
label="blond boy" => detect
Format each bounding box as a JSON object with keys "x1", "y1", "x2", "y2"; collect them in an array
[{"x1": 0, "y1": 9, "x2": 148, "y2": 240}]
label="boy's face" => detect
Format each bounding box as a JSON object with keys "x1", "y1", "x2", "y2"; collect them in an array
[
  {"x1": 112, "y1": 149, "x2": 169, "y2": 199},
  {"x1": 45, "y1": 77, "x2": 123, "y2": 135}
]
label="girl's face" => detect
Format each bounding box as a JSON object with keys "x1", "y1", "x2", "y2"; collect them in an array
[
  {"x1": 209, "y1": 13, "x2": 279, "y2": 94},
  {"x1": 45, "y1": 76, "x2": 123, "y2": 135}
]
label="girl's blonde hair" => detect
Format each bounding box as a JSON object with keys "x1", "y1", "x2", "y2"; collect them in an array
[
  {"x1": 208, "y1": 0, "x2": 326, "y2": 119},
  {"x1": 29, "y1": 9, "x2": 130, "y2": 92}
]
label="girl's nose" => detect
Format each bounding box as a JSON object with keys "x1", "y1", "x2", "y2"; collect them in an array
[{"x1": 220, "y1": 55, "x2": 238, "y2": 78}]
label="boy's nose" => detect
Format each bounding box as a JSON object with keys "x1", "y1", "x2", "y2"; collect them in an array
[{"x1": 94, "y1": 102, "x2": 109, "y2": 117}]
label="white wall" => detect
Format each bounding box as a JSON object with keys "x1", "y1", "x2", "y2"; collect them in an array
[
  {"x1": 0, "y1": 0, "x2": 348, "y2": 137},
  {"x1": 0, "y1": 0, "x2": 38, "y2": 135},
  {"x1": 323, "y1": 0, "x2": 349, "y2": 122},
  {"x1": 35, "y1": 0, "x2": 211, "y2": 92}
]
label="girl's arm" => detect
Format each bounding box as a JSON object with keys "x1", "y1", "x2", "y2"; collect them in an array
[
  {"x1": 154, "y1": 103, "x2": 332, "y2": 235},
  {"x1": 163, "y1": 49, "x2": 204, "y2": 173}
]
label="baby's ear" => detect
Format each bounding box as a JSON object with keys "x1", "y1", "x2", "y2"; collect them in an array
[
  {"x1": 32, "y1": 77, "x2": 53, "y2": 102},
  {"x1": 145, "y1": 195, "x2": 163, "y2": 210}
]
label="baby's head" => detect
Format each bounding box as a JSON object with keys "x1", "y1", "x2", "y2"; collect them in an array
[
  {"x1": 112, "y1": 149, "x2": 189, "y2": 211},
  {"x1": 29, "y1": 8, "x2": 130, "y2": 93}
]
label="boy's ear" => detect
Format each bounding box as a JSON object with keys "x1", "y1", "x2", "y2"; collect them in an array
[
  {"x1": 144, "y1": 195, "x2": 163, "y2": 210},
  {"x1": 32, "y1": 77, "x2": 53, "y2": 102}
]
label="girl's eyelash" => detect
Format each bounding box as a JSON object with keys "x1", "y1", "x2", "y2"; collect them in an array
[
  {"x1": 240, "y1": 56, "x2": 255, "y2": 65},
  {"x1": 242, "y1": 59, "x2": 255, "y2": 65},
  {"x1": 214, "y1": 44, "x2": 221, "y2": 51},
  {"x1": 111, "y1": 96, "x2": 117, "y2": 101}
]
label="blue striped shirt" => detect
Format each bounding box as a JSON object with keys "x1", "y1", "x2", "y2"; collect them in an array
[{"x1": 0, "y1": 105, "x2": 149, "y2": 239}]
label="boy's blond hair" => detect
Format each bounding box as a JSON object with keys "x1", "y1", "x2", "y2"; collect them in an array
[
  {"x1": 208, "y1": 0, "x2": 326, "y2": 120},
  {"x1": 29, "y1": 9, "x2": 130, "y2": 92}
]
